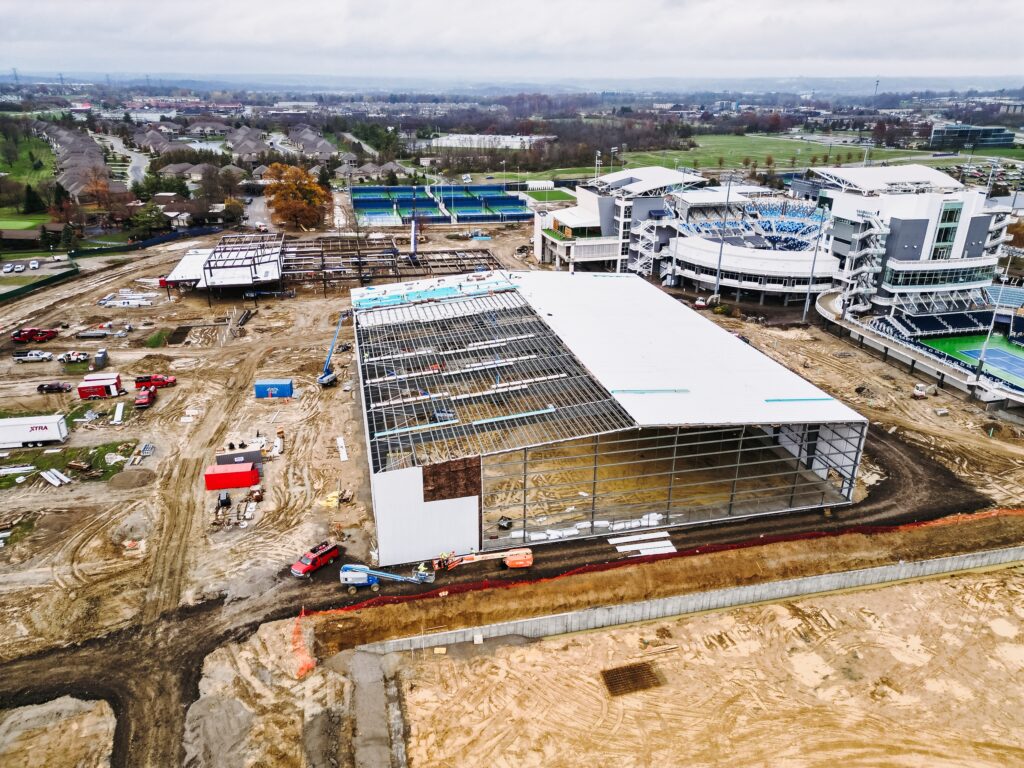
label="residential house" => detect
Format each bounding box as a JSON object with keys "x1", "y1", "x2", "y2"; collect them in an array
[{"x1": 158, "y1": 162, "x2": 194, "y2": 178}]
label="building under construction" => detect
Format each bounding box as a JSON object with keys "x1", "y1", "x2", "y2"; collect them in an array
[
  {"x1": 163, "y1": 233, "x2": 500, "y2": 291},
  {"x1": 353, "y1": 270, "x2": 867, "y2": 565}
]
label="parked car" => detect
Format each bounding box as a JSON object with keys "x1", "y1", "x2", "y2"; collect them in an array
[
  {"x1": 57, "y1": 351, "x2": 89, "y2": 364},
  {"x1": 290, "y1": 541, "x2": 342, "y2": 577},
  {"x1": 28, "y1": 260, "x2": 39, "y2": 270},
  {"x1": 693, "y1": 297, "x2": 708, "y2": 309},
  {"x1": 1, "y1": 263, "x2": 13, "y2": 274},
  {"x1": 134, "y1": 374, "x2": 176, "y2": 389},
  {"x1": 37, "y1": 382, "x2": 73, "y2": 393},
  {"x1": 13, "y1": 350, "x2": 53, "y2": 363},
  {"x1": 13, "y1": 264, "x2": 25, "y2": 273}
]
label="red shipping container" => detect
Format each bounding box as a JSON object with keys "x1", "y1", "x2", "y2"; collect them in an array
[{"x1": 204, "y1": 462, "x2": 259, "y2": 491}]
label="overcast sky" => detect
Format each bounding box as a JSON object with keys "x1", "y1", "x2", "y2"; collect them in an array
[{"x1": 2, "y1": 0, "x2": 1022, "y2": 83}]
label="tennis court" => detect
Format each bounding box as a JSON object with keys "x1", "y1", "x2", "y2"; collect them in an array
[
  {"x1": 922, "y1": 334, "x2": 1024, "y2": 388},
  {"x1": 525, "y1": 189, "x2": 574, "y2": 202}
]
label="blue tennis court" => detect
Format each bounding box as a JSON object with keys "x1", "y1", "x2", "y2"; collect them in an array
[{"x1": 960, "y1": 348, "x2": 1024, "y2": 379}]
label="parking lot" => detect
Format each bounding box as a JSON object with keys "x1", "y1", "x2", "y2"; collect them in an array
[{"x1": 1, "y1": 257, "x2": 44, "y2": 275}]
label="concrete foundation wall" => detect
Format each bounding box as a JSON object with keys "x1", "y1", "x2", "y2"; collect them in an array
[{"x1": 361, "y1": 545, "x2": 1024, "y2": 654}]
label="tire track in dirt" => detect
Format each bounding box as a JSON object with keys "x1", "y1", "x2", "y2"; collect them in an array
[{"x1": 140, "y1": 347, "x2": 268, "y2": 624}]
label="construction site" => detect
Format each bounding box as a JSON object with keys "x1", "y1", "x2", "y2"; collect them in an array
[{"x1": 0, "y1": 219, "x2": 1023, "y2": 767}]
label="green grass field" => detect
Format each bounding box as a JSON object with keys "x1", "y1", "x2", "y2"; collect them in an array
[
  {"x1": 483, "y1": 135, "x2": 932, "y2": 181},
  {"x1": 0, "y1": 136, "x2": 56, "y2": 185},
  {"x1": 525, "y1": 189, "x2": 575, "y2": 202},
  {"x1": 0, "y1": 207, "x2": 52, "y2": 230},
  {"x1": 623, "y1": 134, "x2": 927, "y2": 171},
  {"x1": 922, "y1": 333, "x2": 1024, "y2": 389}
]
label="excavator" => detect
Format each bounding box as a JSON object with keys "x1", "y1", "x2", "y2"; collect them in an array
[{"x1": 432, "y1": 547, "x2": 533, "y2": 572}]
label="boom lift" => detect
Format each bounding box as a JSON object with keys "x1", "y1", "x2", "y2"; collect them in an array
[
  {"x1": 432, "y1": 547, "x2": 533, "y2": 572},
  {"x1": 339, "y1": 563, "x2": 435, "y2": 594},
  {"x1": 318, "y1": 311, "x2": 351, "y2": 387}
]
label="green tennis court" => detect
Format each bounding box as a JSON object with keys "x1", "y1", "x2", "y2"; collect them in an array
[
  {"x1": 922, "y1": 334, "x2": 1024, "y2": 389},
  {"x1": 525, "y1": 189, "x2": 575, "y2": 202}
]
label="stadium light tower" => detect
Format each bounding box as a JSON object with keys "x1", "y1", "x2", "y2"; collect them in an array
[
  {"x1": 801, "y1": 211, "x2": 828, "y2": 323},
  {"x1": 976, "y1": 273, "x2": 1009, "y2": 380},
  {"x1": 713, "y1": 174, "x2": 733, "y2": 298}
]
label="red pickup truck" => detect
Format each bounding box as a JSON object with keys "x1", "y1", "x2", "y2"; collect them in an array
[
  {"x1": 134, "y1": 374, "x2": 177, "y2": 389},
  {"x1": 290, "y1": 541, "x2": 342, "y2": 577},
  {"x1": 12, "y1": 328, "x2": 58, "y2": 344},
  {"x1": 134, "y1": 386, "x2": 157, "y2": 409}
]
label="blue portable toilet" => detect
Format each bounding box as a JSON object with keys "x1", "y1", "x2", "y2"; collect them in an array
[{"x1": 254, "y1": 378, "x2": 293, "y2": 399}]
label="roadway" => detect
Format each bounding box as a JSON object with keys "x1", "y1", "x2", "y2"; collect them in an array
[{"x1": 92, "y1": 132, "x2": 150, "y2": 186}]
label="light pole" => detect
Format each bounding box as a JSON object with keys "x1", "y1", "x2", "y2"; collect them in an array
[
  {"x1": 977, "y1": 273, "x2": 1009, "y2": 380},
  {"x1": 801, "y1": 211, "x2": 828, "y2": 323},
  {"x1": 959, "y1": 143, "x2": 975, "y2": 183},
  {"x1": 713, "y1": 174, "x2": 733, "y2": 298}
]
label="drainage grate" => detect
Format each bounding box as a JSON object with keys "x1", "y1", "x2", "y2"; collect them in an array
[{"x1": 600, "y1": 662, "x2": 663, "y2": 696}]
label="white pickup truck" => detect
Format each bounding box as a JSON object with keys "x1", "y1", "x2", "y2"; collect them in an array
[{"x1": 12, "y1": 350, "x2": 53, "y2": 363}]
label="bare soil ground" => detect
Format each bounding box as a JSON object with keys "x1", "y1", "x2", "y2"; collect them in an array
[
  {"x1": 399, "y1": 566, "x2": 1024, "y2": 768},
  {"x1": 0, "y1": 228, "x2": 1019, "y2": 767},
  {"x1": 183, "y1": 621, "x2": 351, "y2": 768},
  {"x1": 0, "y1": 695, "x2": 115, "y2": 767}
]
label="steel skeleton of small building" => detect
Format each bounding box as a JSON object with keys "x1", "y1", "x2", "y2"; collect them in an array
[{"x1": 353, "y1": 271, "x2": 867, "y2": 566}]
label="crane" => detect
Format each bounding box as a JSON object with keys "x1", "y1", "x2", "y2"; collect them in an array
[{"x1": 317, "y1": 310, "x2": 351, "y2": 387}]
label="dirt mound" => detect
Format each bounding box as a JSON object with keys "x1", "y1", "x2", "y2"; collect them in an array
[
  {"x1": 108, "y1": 468, "x2": 157, "y2": 490},
  {"x1": 132, "y1": 353, "x2": 175, "y2": 369}
]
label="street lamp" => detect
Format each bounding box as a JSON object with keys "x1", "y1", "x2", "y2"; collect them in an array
[{"x1": 977, "y1": 273, "x2": 1009, "y2": 381}]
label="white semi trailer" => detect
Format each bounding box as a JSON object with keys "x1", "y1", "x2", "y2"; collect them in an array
[{"x1": 0, "y1": 414, "x2": 69, "y2": 449}]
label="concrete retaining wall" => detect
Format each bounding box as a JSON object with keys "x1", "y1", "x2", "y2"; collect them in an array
[{"x1": 362, "y1": 546, "x2": 1024, "y2": 654}]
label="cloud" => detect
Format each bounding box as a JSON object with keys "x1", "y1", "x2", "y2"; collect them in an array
[{"x1": 1, "y1": 0, "x2": 1021, "y2": 80}]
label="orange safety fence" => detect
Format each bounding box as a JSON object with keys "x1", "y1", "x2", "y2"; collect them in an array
[
  {"x1": 290, "y1": 507, "x2": 1024, "y2": 677},
  {"x1": 292, "y1": 607, "x2": 317, "y2": 679}
]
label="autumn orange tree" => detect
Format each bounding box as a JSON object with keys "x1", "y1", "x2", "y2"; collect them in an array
[{"x1": 264, "y1": 163, "x2": 329, "y2": 229}]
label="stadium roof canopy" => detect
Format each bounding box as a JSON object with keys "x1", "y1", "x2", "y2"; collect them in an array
[
  {"x1": 352, "y1": 271, "x2": 863, "y2": 471},
  {"x1": 814, "y1": 164, "x2": 964, "y2": 195},
  {"x1": 589, "y1": 165, "x2": 705, "y2": 197},
  {"x1": 671, "y1": 188, "x2": 752, "y2": 206},
  {"x1": 549, "y1": 206, "x2": 602, "y2": 229}
]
